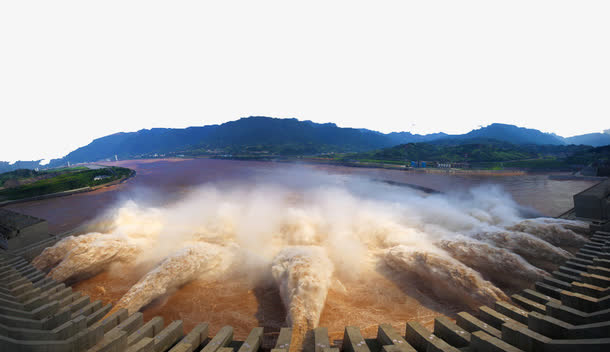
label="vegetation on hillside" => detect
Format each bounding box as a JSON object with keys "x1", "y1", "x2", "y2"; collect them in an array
[
  {"x1": 0, "y1": 167, "x2": 133, "y2": 201},
  {"x1": 3, "y1": 118, "x2": 610, "y2": 172},
  {"x1": 336, "y1": 141, "x2": 607, "y2": 171},
  {"x1": 0, "y1": 167, "x2": 89, "y2": 188},
  {"x1": 36, "y1": 118, "x2": 610, "y2": 168},
  {"x1": 343, "y1": 142, "x2": 578, "y2": 162}
]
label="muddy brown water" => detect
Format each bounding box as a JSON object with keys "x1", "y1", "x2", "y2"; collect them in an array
[{"x1": 4, "y1": 158, "x2": 600, "y2": 339}]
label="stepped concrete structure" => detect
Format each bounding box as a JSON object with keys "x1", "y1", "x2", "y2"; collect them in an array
[
  {"x1": 1, "y1": 211, "x2": 610, "y2": 351},
  {"x1": 573, "y1": 179, "x2": 610, "y2": 221},
  {"x1": 0, "y1": 209, "x2": 50, "y2": 251}
]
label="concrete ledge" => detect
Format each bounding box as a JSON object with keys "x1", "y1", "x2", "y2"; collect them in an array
[
  {"x1": 526, "y1": 312, "x2": 571, "y2": 339},
  {"x1": 542, "y1": 277, "x2": 572, "y2": 291},
  {"x1": 534, "y1": 282, "x2": 562, "y2": 299},
  {"x1": 168, "y1": 342, "x2": 194, "y2": 352},
  {"x1": 558, "y1": 265, "x2": 584, "y2": 277},
  {"x1": 66, "y1": 295, "x2": 91, "y2": 314},
  {"x1": 581, "y1": 272, "x2": 610, "y2": 287},
  {"x1": 576, "y1": 252, "x2": 597, "y2": 260},
  {"x1": 90, "y1": 308, "x2": 128, "y2": 334},
  {"x1": 571, "y1": 257, "x2": 595, "y2": 266},
  {"x1": 593, "y1": 258, "x2": 610, "y2": 268},
  {"x1": 520, "y1": 289, "x2": 560, "y2": 306},
  {"x1": 240, "y1": 327, "x2": 263, "y2": 352},
  {"x1": 470, "y1": 331, "x2": 523, "y2": 352},
  {"x1": 545, "y1": 338, "x2": 610, "y2": 352},
  {"x1": 309, "y1": 328, "x2": 329, "y2": 352},
  {"x1": 170, "y1": 322, "x2": 209, "y2": 352},
  {"x1": 456, "y1": 311, "x2": 502, "y2": 338},
  {"x1": 201, "y1": 325, "x2": 233, "y2": 352},
  {"x1": 530, "y1": 311, "x2": 610, "y2": 339},
  {"x1": 376, "y1": 324, "x2": 414, "y2": 352},
  {"x1": 274, "y1": 328, "x2": 292, "y2": 351},
  {"x1": 478, "y1": 306, "x2": 518, "y2": 330},
  {"x1": 88, "y1": 328, "x2": 127, "y2": 352},
  {"x1": 127, "y1": 336, "x2": 154, "y2": 352},
  {"x1": 112, "y1": 312, "x2": 143, "y2": 336},
  {"x1": 343, "y1": 326, "x2": 370, "y2": 352},
  {"x1": 85, "y1": 303, "x2": 112, "y2": 327},
  {"x1": 71, "y1": 299, "x2": 103, "y2": 320},
  {"x1": 153, "y1": 320, "x2": 184, "y2": 352},
  {"x1": 545, "y1": 301, "x2": 610, "y2": 325},
  {"x1": 58, "y1": 292, "x2": 82, "y2": 308},
  {"x1": 571, "y1": 282, "x2": 608, "y2": 298},
  {"x1": 433, "y1": 316, "x2": 470, "y2": 348},
  {"x1": 501, "y1": 321, "x2": 550, "y2": 352},
  {"x1": 405, "y1": 321, "x2": 458, "y2": 352},
  {"x1": 511, "y1": 295, "x2": 545, "y2": 314},
  {"x1": 127, "y1": 315, "x2": 163, "y2": 346},
  {"x1": 588, "y1": 265, "x2": 610, "y2": 277},
  {"x1": 561, "y1": 290, "x2": 610, "y2": 313}
]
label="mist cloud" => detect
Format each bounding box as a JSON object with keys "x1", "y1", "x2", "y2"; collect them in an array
[{"x1": 34, "y1": 167, "x2": 587, "y2": 335}]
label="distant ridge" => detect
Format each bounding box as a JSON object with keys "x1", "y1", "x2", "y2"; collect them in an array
[
  {"x1": 564, "y1": 132, "x2": 610, "y2": 146},
  {"x1": 457, "y1": 123, "x2": 565, "y2": 145},
  {"x1": 1, "y1": 117, "x2": 609, "y2": 172}
]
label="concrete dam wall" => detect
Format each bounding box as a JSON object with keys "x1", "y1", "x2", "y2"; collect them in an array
[{"x1": 1, "y1": 224, "x2": 610, "y2": 351}]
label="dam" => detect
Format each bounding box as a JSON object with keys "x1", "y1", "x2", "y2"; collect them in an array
[{"x1": 1, "y1": 175, "x2": 610, "y2": 351}]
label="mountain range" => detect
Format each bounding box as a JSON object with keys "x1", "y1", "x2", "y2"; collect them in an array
[{"x1": 2, "y1": 117, "x2": 609, "y2": 172}]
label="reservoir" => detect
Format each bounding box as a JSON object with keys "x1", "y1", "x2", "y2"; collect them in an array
[
  {"x1": 6, "y1": 158, "x2": 601, "y2": 340},
  {"x1": 5, "y1": 158, "x2": 598, "y2": 233}
]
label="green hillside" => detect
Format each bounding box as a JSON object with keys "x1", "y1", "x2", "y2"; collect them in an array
[
  {"x1": 0, "y1": 167, "x2": 133, "y2": 201},
  {"x1": 340, "y1": 141, "x2": 606, "y2": 170}
]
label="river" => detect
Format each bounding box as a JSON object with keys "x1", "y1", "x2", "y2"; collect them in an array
[{"x1": 6, "y1": 158, "x2": 600, "y2": 341}]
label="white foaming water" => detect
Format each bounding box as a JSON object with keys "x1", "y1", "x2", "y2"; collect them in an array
[
  {"x1": 271, "y1": 246, "x2": 334, "y2": 329},
  {"x1": 33, "y1": 167, "x2": 588, "y2": 332},
  {"x1": 385, "y1": 245, "x2": 509, "y2": 307},
  {"x1": 33, "y1": 233, "x2": 104, "y2": 272},
  {"x1": 473, "y1": 230, "x2": 572, "y2": 265},
  {"x1": 48, "y1": 234, "x2": 140, "y2": 282},
  {"x1": 113, "y1": 242, "x2": 234, "y2": 314},
  {"x1": 437, "y1": 239, "x2": 548, "y2": 288},
  {"x1": 508, "y1": 218, "x2": 588, "y2": 247},
  {"x1": 271, "y1": 246, "x2": 334, "y2": 352}
]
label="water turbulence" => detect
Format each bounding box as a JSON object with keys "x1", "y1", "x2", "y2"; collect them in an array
[
  {"x1": 474, "y1": 230, "x2": 571, "y2": 265},
  {"x1": 508, "y1": 218, "x2": 588, "y2": 248},
  {"x1": 437, "y1": 239, "x2": 548, "y2": 288},
  {"x1": 33, "y1": 233, "x2": 105, "y2": 272},
  {"x1": 47, "y1": 234, "x2": 140, "y2": 283},
  {"x1": 113, "y1": 242, "x2": 234, "y2": 315},
  {"x1": 385, "y1": 245, "x2": 508, "y2": 307},
  {"x1": 32, "y1": 168, "x2": 589, "y2": 342},
  {"x1": 271, "y1": 246, "x2": 334, "y2": 350}
]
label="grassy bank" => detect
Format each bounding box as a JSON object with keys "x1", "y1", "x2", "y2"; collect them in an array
[{"x1": 0, "y1": 166, "x2": 133, "y2": 201}]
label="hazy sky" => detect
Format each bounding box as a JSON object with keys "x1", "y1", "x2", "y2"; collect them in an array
[{"x1": 1, "y1": 1, "x2": 609, "y2": 163}]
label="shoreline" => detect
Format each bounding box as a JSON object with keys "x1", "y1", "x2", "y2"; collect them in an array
[
  {"x1": 0, "y1": 156, "x2": 598, "y2": 210},
  {"x1": 0, "y1": 169, "x2": 135, "y2": 207},
  {"x1": 118, "y1": 156, "x2": 533, "y2": 176}
]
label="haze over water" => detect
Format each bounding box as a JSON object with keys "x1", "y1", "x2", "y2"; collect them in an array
[
  {"x1": 8, "y1": 159, "x2": 600, "y2": 345},
  {"x1": 7, "y1": 159, "x2": 597, "y2": 233}
]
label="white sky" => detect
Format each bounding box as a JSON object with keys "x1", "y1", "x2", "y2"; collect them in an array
[{"x1": 1, "y1": 1, "x2": 609, "y2": 163}]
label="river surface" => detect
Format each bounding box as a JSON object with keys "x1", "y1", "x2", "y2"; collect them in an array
[
  {"x1": 5, "y1": 158, "x2": 600, "y2": 341},
  {"x1": 5, "y1": 158, "x2": 598, "y2": 234}
]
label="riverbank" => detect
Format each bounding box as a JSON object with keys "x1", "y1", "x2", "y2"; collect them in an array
[
  {"x1": 4, "y1": 158, "x2": 599, "y2": 234},
  {"x1": 202, "y1": 156, "x2": 530, "y2": 176},
  {"x1": 0, "y1": 167, "x2": 135, "y2": 207}
]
